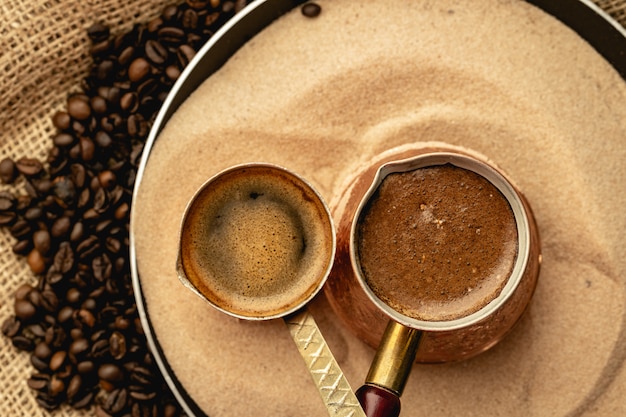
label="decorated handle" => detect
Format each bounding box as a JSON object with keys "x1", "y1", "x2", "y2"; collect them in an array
[
  {"x1": 356, "y1": 320, "x2": 422, "y2": 417},
  {"x1": 284, "y1": 309, "x2": 367, "y2": 417}
]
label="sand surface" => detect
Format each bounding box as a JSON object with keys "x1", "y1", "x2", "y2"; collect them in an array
[{"x1": 132, "y1": 0, "x2": 626, "y2": 415}]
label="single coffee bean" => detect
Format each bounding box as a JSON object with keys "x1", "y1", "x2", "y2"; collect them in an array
[
  {"x1": 69, "y1": 338, "x2": 90, "y2": 360},
  {"x1": 50, "y1": 216, "x2": 71, "y2": 238},
  {"x1": 1, "y1": 316, "x2": 21, "y2": 338},
  {"x1": 26, "y1": 248, "x2": 46, "y2": 274},
  {"x1": 66, "y1": 374, "x2": 82, "y2": 400},
  {"x1": 34, "y1": 341, "x2": 53, "y2": 360},
  {"x1": 91, "y1": 95, "x2": 108, "y2": 114},
  {"x1": 177, "y1": 44, "x2": 196, "y2": 67},
  {"x1": 24, "y1": 206, "x2": 43, "y2": 221},
  {"x1": 52, "y1": 176, "x2": 76, "y2": 208},
  {"x1": 49, "y1": 375, "x2": 65, "y2": 397},
  {"x1": 128, "y1": 57, "x2": 151, "y2": 82},
  {"x1": 15, "y1": 299, "x2": 37, "y2": 322},
  {"x1": 53, "y1": 132, "x2": 75, "y2": 147},
  {"x1": 33, "y1": 229, "x2": 51, "y2": 255},
  {"x1": 15, "y1": 157, "x2": 43, "y2": 177},
  {"x1": 80, "y1": 136, "x2": 96, "y2": 161},
  {"x1": 67, "y1": 95, "x2": 92, "y2": 120},
  {"x1": 301, "y1": 2, "x2": 322, "y2": 17},
  {"x1": 145, "y1": 39, "x2": 169, "y2": 65},
  {"x1": 98, "y1": 170, "x2": 116, "y2": 190},
  {"x1": 87, "y1": 22, "x2": 110, "y2": 43},
  {"x1": 70, "y1": 222, "x2": 84, "y2": 242},
  {"x1": 10, "y1": 220, "x2": 31, "y2": 240},
  {"x1": 52, "y1": 111, "x2": 72, "y2": 130},
  {"x1": 0, "y1": 157, "x2": 17, "y2": 184},
  {"x1": 49, "y1": 350, "x2": 67, "y2": 371},
  {"x1": 27, "y1": 373, "x2": 51, "y2": 391},
  {"x1": 103, "y1": 387, "x2": 128, "y2": 414},
  {"x1": 14, "y1": 283, "x2": 34, "y2": 301},
  {"x1": 12, "y1": 335, "x2": 35, "y2": 351},
  {"x1": 94, "y1": 130, "x2": 113, "y2": 148}
]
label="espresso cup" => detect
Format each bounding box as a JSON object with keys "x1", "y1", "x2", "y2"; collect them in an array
[
  {"x1": 325, "y1": 143, "x2": 541, "y2": 363},
  {"x1": 176, "y1": 163, "x2": 336, "y2": 320}
]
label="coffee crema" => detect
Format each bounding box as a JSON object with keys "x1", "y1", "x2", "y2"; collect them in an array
[
  {"x1": 179, "y1": 166, "x2": 333, "y2": 318},
  {"x1": 356, "y1": 164, "x2": 518, "y2": 322}
]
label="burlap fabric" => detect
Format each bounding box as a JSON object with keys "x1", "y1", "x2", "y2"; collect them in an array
[{"x1": 1, "y1": 1, "x2": 625, "y2": 416}]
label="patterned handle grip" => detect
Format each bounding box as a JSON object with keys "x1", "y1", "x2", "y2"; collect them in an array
[{"x1": 285, "y1": 309, "x2": 367, "y2": 417}]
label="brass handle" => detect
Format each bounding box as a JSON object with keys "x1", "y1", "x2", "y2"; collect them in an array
[
  {"x1": 356, "y1": 320, "x2": 422, "y2": 417},
  {"x1": 285, "y1": 309, "x2": 367, "y2": 417}
]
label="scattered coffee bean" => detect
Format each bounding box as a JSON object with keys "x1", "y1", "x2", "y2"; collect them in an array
[
  {"x1": 15, "y1": 157, "x2": 43, "y2": 177},
  {"x1": 0, "y1": 157, "x2": 17, "y2": 184},
  {"x1": 301, "y1": 2, "x2": 322, "y2": 18},
  {"x1": 67, "y1": 95, "x2": 92, "y2": 120}
]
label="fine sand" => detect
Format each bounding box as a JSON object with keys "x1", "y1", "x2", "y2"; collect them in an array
[{"x1": 133, "y1": 1, "x2": 626, "y2": 416}]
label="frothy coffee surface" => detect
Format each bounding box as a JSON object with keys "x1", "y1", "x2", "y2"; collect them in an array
[
  {"x1": 357, "y1": 164, "x2": 518, "y2": 321},
  {"x1": 180, "y1": 166, "x2": 333, "y2": 318}
]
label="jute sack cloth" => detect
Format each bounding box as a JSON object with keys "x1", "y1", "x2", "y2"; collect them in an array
[{"x1": 1, "y1": 0, "x2": 625, "y2": 416}]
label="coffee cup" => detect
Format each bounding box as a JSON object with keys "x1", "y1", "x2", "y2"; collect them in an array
[
  {"x1": 325, "y1": 144, "x2": 541, "y2": 416},
  {"x1": 176, "y1": 163, "x2": 368, "y2": 417}
]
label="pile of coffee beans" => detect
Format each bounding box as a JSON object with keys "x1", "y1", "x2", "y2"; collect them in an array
[{"x1": 1, "y1": 1, "x2": 250, "y2": 416}]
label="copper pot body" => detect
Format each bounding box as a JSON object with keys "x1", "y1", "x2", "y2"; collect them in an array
[{"x1": 325, "y1": 143, "x2": 541, "y2": 363}]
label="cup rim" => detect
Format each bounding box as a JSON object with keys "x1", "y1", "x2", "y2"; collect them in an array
[
  {"x1": 176, "y1": 162, "x2": 337, "y2": 321},
  {"x1": 349, "y1": 152, "x2": 531, "y2": 331}
]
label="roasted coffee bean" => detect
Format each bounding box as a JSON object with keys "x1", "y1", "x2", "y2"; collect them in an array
[
  {"x1": 91, "y1": 95, "x2": 108, "y2": 114},
  {"x1": 301, "y1": 2, "x2": 322, "y2": 17},
  {"x1": 182, "y1": 8, "x2": 199, "y2": 29},
  {"x1": 12, "y1": 335, "x2": 35, "y2": 351},
  {"x1": 9, "y1": 218, "x2": 30, "y2": 239},
  {"x1": 66, "y1": 374, "x2": 83, "y2": 400},
  {"x1": 87, "y1": 22, "x2": 110, "y2": 43},
  {"x1": 145, "y1": 39, "x2": 168, "y2": 65},
  {"x1": 15, "y1": 299, "x2": 37, "y2": 321},
  {"x1": 67, "y1": 95, "x2": 92, "y2": 120},
  {"x1": 31, "y1": 355, "x2": 49, "y2": 371},
  {"x1": 69, "y1": 337, "x2": 90, "y2": 360},
  {"x1": 98, "y1": 170, "x2": 117, "y2": 189},
  {"x1": 66, "y1": 287, "x2": 81, "y2": 304},
  {"x1": 49, "y1": 374, "x2": 66, "y2": 397},
  {"x1": 128, "y1": 57, "x2": 151, "y2": 82},
  {"x1": 15, "y1": 157, "x2": 44, "y2": 177},
  {"x1": 39, "y1": 290, "x2": 59, "y2": 313},
  {"x1": 33, "y1": 229, "x2": 51, "y2": 255},
  {"x1": 52, "y1": 176, "x2": 76, "y2": 208},
  {"x1": 49, "y1": 350, "x2": 67, "y2": 371},
  {"x1": 176, "y1": 44, "x2": 196, "y2": 67},
  {"x1": 26, "y1": 249, "x2": 46, "y2": 274},
  {"x1": 98, "y1": 363, "x2": 124, "y2": 385},
  {"x1": 104, "y1": 388, "x2": 128, "y2": 414},
  {"x1": 2, "y1": 316, "x2": 21, "y2": 338},
  {"x1": 109, "y1": 331, "x2": 126, "y2": 360},
  {"x1": 28, "y1": 373, "x2": 51, "y2": 391},
  {"x1": 76, "y1": 360, "x2": 95, "y2": 375},
  {"x1": 52, "y1": 111, "x2": 72, "y2": 130},
  {"x1": 53, "y1": 132, "x2": 75, "y2": 147},
  {"x1": 34, "y1": 341, "x2": 53, "y2": 360},
  {"x1": 70, "y1": 222, "x2": 84, "y2": 242},
  {"x1": 80, "y1": 136, "x2": 96, "y2": 161},
  {"x1": 0, "y1": 191, "x2": 16, "y2": 211},
  {"x1": 158, "y1": 26, "x2": 185, "y2": 44},
  {"x1": 51, "y1": 216, "x2": 71, "y2": 238},
  {"x1": 0, "y1": 157, "x2": 17, "y2": 184},
  {"x1": 76, "y1": 309, "x2": 96, "y2": 328}
]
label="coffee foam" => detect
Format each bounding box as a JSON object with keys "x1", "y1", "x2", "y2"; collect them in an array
[
  {"x1": 180, "y1": 166, "x2": 333, "y2": 318},
  {"x1": 357, "y1": 165, "x2": 518, "y2": 322}
]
